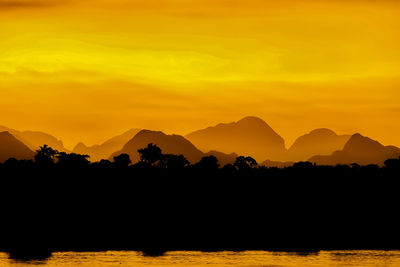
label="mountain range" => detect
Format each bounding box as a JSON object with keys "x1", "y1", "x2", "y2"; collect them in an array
[
  {"x1": 110, "y1": 130, "x2": 237, "y2": 166},
  {"x1": 309, "y1": 133, "x2": 400, "y2": 166},
  {"x1": 73, "y1": 129, "x2": 141, "y2": 162},
  {"x1": 0, "y1": 125, "x2": 67, "y2": 152},
  {"x1": 1, "y1": 117, "x2": 400, "y2": 166},
  {"x1": 287, "y1": 128, "x2": 351, "y2": 162}
]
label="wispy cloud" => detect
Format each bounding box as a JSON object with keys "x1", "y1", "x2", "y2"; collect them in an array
[{"x1": 0, "y1": 0, "x2": 68, "y2": 9}]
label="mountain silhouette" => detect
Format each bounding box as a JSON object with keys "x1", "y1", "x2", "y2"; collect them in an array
[
  {"x1": 287, "y1": 129, "x2": 350, "y2": 161},
  {"x1": 0, "y1": 125, "x2": 67, "y2": 152},
  {"x1": 73, "y1": 129, "x2": 140, "y2": 162},
  {"x1": 111, "y1": 130, "x2": 205, "y2": 164},
  {"x1": 0, "y1": 131, "x2": 35, "y2": 162},
  {"x1": 185, "y1": 116, "x2": 286, "y2": 161},
  {"x1": 309, "y1": 133, "x2": 400, "y2": 166}
]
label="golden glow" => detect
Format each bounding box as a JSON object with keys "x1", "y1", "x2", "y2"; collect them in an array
[{"x1": 1, "y1": 0, "x2": 400, "y2": 148}]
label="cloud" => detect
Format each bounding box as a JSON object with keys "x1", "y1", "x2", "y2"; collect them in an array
[{"x1": 0, "y1": 0, "x2": 68, "y2": 9}]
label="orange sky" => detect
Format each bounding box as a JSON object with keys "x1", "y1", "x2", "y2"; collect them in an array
[{"x1": 0, "y1": 0, "x2": 400, "y2": 149}]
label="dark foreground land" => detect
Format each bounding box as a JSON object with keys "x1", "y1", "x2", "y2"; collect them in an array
[{"x1": 1, "y1": 148, "x2": 400, "y2": 260}]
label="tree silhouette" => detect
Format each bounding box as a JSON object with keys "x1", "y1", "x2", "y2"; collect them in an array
[
  {"x1": 138, "y1": 143, "x2": 163, "y2": 166},
  {"x1": 34, "y1": 144, "x2": 58, "y2": 165},
  {"x1": 98, "y1": 159, "x2": 113, "y2": 167},
  {"x1": 195, "y1": 155, "x2": 220, "y2": 169},
  {"x1": 222, "y1": 163, "x2": 236, "y2": 172},
  {"x1": 384, "y1": 157, "x2": 400, "y2": 169},
  {"x1": 160, "y1": 154, "x2": 190, "y2": 169},
  {"x1": 113, "y1": 153, "x2": 132, "y2": 168},
  {"x1": 4, "y1": 158, "x2": 18, "y2": 167},
  {"x1": 350, "y1": 163, "x2": 361, "y2": 169},
  {"x1": 234, "y1": 156, "x2": 257, "y2": 170}
]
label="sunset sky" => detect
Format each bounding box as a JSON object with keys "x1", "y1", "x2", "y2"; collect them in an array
[{"x1": 1, "y1": 0, "x2": 400, "y2": 149}]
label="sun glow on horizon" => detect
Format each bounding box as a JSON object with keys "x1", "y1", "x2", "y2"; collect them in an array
[{"x1": 1, "y1": 0, "x2": 400, "y2": 148}]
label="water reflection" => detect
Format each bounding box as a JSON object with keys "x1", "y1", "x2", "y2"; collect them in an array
[{"x1": 1, "y1": 250, "x2": 400, "y2": 267}]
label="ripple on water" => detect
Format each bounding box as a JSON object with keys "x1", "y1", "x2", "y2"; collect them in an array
[{"x1": 1, "y1": 250, "x2": 400, "y2": 267}]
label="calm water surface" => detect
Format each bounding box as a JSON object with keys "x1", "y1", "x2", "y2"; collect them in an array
[{"x1": 1, "y1": 251, "x2": 400, "y2": 267}]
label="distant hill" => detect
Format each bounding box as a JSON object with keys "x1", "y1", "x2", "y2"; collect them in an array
[
  {"x1": 260, "y1": 160, "x2": 294, "y2": 168},
  {"x1": 0, "y1": 131, "x2": 35, "y2": 162},
  {"x1": 111, "y1": 130, "x2": 204, "y2": 164},
  {"x1": 185, "y1": 116, "x2": 286, "y2": 161},
  {"x1": 287, "y1": 129, "x2": 350, "y2": 162},
  {"x1": 0, "y1": 125, "x2": 67, "y2": 152},
  {"x1": 309, "y1": 133, "x2": 400, "y2": 166},
  {"x1": 74, "y1": 129, "x2": 141, "y2": 161}
]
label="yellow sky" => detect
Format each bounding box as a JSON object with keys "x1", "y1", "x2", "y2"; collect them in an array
[{"x1": 0, "y1": 0, "x2": 400, "y2": 149}]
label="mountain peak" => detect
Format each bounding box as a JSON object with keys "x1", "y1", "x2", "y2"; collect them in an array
[
  {"x1": 308, "y1": 128, "x2": 337, "y2": 136},
  {"x1": 0, "y1": 131, "x2": 35, "y2": 162},
  {"x1": 185, "y1": 117, "x2": 285, "y2": 161},
  {"x1": 287, "y1": 128, "x2": 350, "y2": 161},
  {"x1": 0, "y1": 125, "x2": 67, "y2": 152},
  {"x1": 352, "y1": 133, "x2": 363, "y2": 138},
  {"x1": 136, "y1": 129, "x2": 164, "y2": 137},
  {"x1": 309, "y1": 133, "x2": 400, "y2": 166},
  {"x1": 112, "y1": 130, "x2": 204, "y2": 164},
  {"x1": 343, "y1": 133, "x2": 382, "y2": 152},
  {"x1": 237, "y1": 116, "x2": 268, "y2": 125},
  {"x1": 74, "y1": 142, "x2": 88, "y2": 151},
  {"x1": 73, "y1": 128, "x2": 142, "y2": 162}
]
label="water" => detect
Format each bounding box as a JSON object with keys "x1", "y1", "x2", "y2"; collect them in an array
[{"x1": 1, "y1": 251, "x2": 400, "y2": 267}]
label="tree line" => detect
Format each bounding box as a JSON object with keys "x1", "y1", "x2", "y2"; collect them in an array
[
  {"x1": 1, "y1": 143, "x2": 262, "y2": 170},
  {"x1": 1, "y1": 142, "x2": 400, "y2": 260},
  {"x1": 2, "y1": 143, "x2": 400, "y2": 171}
]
